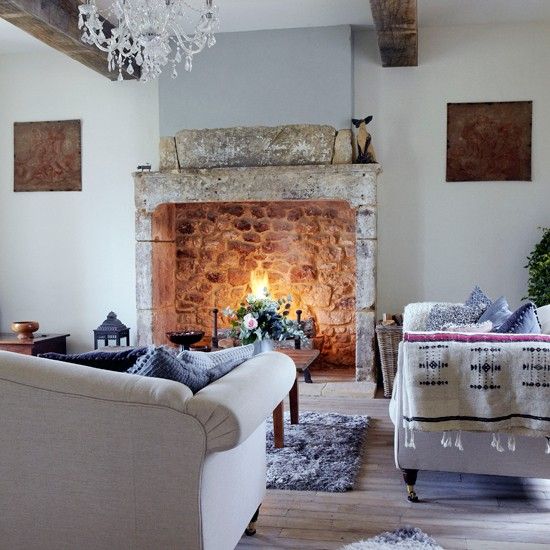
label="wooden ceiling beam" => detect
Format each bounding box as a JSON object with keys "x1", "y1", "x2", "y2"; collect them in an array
[
  {"x1": 369, "y1": 0, "x2": 418, "y2": 67},
  {"x1": 0, "y1": 0, "x2": 139, "y2": 80}
]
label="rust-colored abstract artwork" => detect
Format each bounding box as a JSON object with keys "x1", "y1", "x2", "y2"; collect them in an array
[
  {"x1": 446, "y1": 101, "x2": 532, "y2": 182},
  {"x1": 14, "y1": 120, "x2": 81, "y2": 192}
]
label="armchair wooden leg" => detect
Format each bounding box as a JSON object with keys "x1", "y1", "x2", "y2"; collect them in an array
[
  {"x1": 289, "y1": 376, "x2": 299, "y2": 425},
  {"x1": 402, "y1": 469, "x2": 419, "y2": 502},
  {"x1": 245, "y1": 505, "x2": 261, "y2": 536},
  {"x1": 273, "y1": 401, "x2": 284, "y2": 448}
]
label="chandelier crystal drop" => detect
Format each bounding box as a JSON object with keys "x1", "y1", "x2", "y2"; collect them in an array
[{"x1": 78, "y1": 0, "x2": 219, "y2": 82}]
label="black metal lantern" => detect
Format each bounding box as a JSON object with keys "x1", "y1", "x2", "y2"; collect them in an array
[{"x1": 93, "y1": 311, "x2": 130, "y2": 349}]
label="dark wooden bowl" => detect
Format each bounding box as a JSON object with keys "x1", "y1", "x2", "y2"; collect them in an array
[
  {"x1": 166, "y1": 330, "x2": 205, "y2": 350},
  {"x1": 11, "y1": 321, "x2": 39, "y2": 340}
]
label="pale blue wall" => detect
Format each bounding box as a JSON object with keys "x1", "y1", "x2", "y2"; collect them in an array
[{"x1": 159, "y1": 25, "x2": 353, "y2": 134}]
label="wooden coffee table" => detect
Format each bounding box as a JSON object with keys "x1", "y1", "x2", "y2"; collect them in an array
[
  {"x1": 272, "y1": 349, "x2": 320, "y2": 448},
  {"x1": 279, "y1": 348, "x2": 320, "y2": 383}
]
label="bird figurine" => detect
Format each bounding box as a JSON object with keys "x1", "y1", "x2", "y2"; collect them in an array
[{"x1": 352, "y1": 116, "x2": 377, "y2": 164}]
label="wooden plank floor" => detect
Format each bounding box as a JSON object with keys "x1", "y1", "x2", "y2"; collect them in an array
[{"x1": 237, "y1": 372, "x2": 550, "y2": 550}]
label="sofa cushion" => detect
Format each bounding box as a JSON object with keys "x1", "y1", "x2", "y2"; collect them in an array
[
  {"x1": 39, "y1": 348, "x2": 148, "y2": 372},
  {"x1": 495, "y1": 302, "x2": 541, "y2": 334},
  {"x1": 441, "y1": 320, "x2": 493, "y2": 333},
  {"x1": 478, "y1": 296, "x2": 513, "y2": 332},
  {"x1": 537, "y1": 304, "x2": 550, "y2": 334},
  {"x1": 426, "y1": 303, "x2": 485, "y2": 331},
  {"x1": 128, "y1": 347, "x2": 210, "y2": 393},
  {"x1": 178, "y1": 345, "x2": 255, "y2": 384}
]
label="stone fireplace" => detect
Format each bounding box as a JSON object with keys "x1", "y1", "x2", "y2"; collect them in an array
[{"x1": 134, "y1": 127, "x2": 381, "y2": 382}]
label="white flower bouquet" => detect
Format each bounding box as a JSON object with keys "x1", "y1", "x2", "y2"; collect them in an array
[{"x1": 223, "y1": 292, "x2": 304, "y2": 345}]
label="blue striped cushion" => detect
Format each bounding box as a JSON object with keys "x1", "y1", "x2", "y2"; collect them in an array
[{"x1": 494, "y1": 302, "x2": 541, "y2": 334}]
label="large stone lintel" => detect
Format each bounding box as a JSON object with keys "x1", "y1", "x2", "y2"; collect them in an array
[
  {"x1": 135, "y1": 164, "x2": 380, "y2": 241},
  {"x1": 175, "y1": 125, "x2": 336, "y2": 169}
]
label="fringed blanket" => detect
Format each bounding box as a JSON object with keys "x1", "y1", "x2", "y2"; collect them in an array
[{"x1": 399, "y1": 332, "x2": 550, "y2": 453}]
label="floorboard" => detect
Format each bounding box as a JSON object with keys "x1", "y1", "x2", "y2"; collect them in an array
[{"x1": 236, "y1": 373, "x2": 550, "y2": 549}]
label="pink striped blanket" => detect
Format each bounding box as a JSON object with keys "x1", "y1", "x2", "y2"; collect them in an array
[{"x1": 398, "y1": 331, "x2": 550, "y2": 447}]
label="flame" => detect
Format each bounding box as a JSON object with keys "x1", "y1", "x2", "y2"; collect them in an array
[{"x1": 250, "y1": 269, "x2": 269, "y2": 298}]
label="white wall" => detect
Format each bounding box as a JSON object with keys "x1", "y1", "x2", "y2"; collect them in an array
[
  {"x1": 0, "y1": 50, "x2": 158, "y2": 351},
  {"x1": 2, "y1": 21, "x2": 548, "y2": 354},
  {"x1": 354, "y1": 23, "x2": 550, "y2": 315},
  {"x1": 159, "y1": 26, "x2": 353, "y2": 134}
]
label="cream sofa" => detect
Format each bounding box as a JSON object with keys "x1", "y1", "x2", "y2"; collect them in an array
[
  {"x1": 0, "y1": 349, "x2": 296, "y2": 550},
  {"x1": 391, "y1": 302, "x2": 550, "y2": 502}
]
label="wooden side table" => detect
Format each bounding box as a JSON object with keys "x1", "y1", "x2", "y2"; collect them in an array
[{"x1": 0, "y1": 333, "x2": 70, "y2": 356}]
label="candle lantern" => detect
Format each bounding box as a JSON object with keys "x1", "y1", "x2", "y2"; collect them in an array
[{"x1": 93, "y1": 311, "x2": 130, "y2": 349}]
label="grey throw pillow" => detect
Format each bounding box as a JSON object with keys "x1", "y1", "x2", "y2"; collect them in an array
[
  {"x1": 127, "y1": 346, "x2": 210, "y2": 393},
  {"x1": 426, "y1": 303, "x2": 485, "y2": 331},
  {"x1": 178, "y1": 344, "x2": 254, "y2": 384},
  {"x1": 478, "y1": 296, "x2": 512, "y2": 332}
]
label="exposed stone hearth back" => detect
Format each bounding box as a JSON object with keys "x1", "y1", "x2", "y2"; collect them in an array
[{"x1": 175, "y1": 200, "x2": 356, "y2": 369}]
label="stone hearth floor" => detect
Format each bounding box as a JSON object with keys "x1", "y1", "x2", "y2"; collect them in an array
[{"x1": 298, "y1": 369, "x2": 377, "y2": 399}]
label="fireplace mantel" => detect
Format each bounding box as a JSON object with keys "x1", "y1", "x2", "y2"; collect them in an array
[{"x1": 134, "y1": 163, "x2": 381, "y2": 382}]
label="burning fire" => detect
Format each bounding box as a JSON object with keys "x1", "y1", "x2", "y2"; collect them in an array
[{"x1": 250, "y1": 269, "x2": 269, "y2": 299}]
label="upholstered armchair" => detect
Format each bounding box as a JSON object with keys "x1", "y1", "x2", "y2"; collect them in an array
[{"x1": 0, "y1": 350, "x2": 295, "y2": 550}]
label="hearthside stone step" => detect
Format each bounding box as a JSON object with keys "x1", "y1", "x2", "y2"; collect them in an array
[{"x1": 175, "y1": 124, "x2": 337, "y2": 169}]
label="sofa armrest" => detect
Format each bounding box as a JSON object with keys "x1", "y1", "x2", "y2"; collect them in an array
[
  {"x1": 184, "y1": 351, "x2": 296, "y2": 452},
  {"x1": 0, "y1": 350, "x2": 194, "y2": 409}
]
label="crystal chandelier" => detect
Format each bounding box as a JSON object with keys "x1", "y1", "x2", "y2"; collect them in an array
[{"x1": 78, "y1": 0, "x2": 219, "y2": 82}]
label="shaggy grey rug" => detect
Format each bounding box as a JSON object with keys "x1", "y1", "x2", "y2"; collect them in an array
[
  {"x1": 266, "y1": 411, "x2": 369, "y2": 492},
  {"x1": 341, "y1": 527, "x2": 442, "y2": 549}
]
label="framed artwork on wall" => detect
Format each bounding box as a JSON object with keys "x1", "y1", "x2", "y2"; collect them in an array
[
  {"x1": 14, "y1": 120, "x2": 82, "y2": 192},
  {"x1": 446, "y1": 101, "x2": 532, "y2": 182}
]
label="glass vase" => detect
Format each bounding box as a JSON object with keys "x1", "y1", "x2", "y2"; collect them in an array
[{"x1": 253, "y1": 338, "x2": 274, "y2": 355}]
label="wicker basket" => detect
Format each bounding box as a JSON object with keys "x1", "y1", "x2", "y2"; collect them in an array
[{"x1": 376, "y1": 323, "x2": 403, "y2": 398}]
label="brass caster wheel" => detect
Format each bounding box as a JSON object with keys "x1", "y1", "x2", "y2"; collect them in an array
[
  {"x1": 406, "y1": 484, "x2": 419, "y2": 503},
  {"x1": 245, "y1": 505, "x2": 260, "y2": 536},
  {"x1": 245, "y1": 522, "x2": 257, "y2": 536}
]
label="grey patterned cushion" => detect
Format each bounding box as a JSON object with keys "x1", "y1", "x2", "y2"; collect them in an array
[
  {"x1": 127, "y1": 346, "x2": 210, "y2": 393},
  {"x1": 464, "y1": 286, "x2": 492, "y2": 310},
  {"x1": 178, "y1": 344, "x2": 254, "y2": 384},
  {"x1": 426, "y1": 303, "x2": 485, "y2": 331}
]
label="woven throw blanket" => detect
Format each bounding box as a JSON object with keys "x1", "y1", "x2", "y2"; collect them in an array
[{"x1": 400, "y1": 332, "x2": 550, "y2": 440}]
